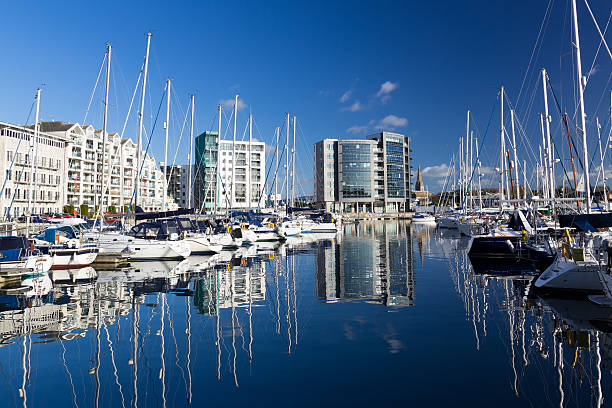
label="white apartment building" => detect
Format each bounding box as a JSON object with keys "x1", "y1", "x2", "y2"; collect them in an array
[
  {"x1": 209, "y1": 139, "x2": 266, "y2": 210},
  {"x1": 0, "y1": 122, "x2": 69, "y2": 218},
  {"x1": 38, "y1": 122, "x2": 176, "y2": 213}
]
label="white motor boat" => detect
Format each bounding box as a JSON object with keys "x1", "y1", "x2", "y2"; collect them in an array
[
  {"x1": 411, "y1": 213, "x2": 437, "y2": 224},
  {"x1": 534, "y1": 253, "x2": 604, "y2": 294},
  {"x1": 83, "y1": 220, "x2": 191, "y2": 261},
  {"x1": 279, "y1": 220, "x2": 302, "y2": 237}
]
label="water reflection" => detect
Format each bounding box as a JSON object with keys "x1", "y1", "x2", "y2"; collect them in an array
[
  {"x1": 315, "y1": 221, "x2": 414, "y2": 306},
  {"x1": 2, "y1": 221, "x2": 611, "y2": 406},
  {"x1": 439, "y1": 228, "x2": 610, "y2": 407}
]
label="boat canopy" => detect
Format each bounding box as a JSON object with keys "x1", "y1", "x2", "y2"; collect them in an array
[{"x1": 558, "y1": 214, "x2": 612, "y2": 232}]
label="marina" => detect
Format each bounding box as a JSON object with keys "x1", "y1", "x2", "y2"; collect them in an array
[
  {"x1": 0, "y1": 0, "x2": 611, "y2": 406},
  {"x1": 0, "y1": 221, "x2": 610, "y2": 406}
]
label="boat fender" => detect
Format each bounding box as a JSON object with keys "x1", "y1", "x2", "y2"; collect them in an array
[
  {"x1": 505, "y1": 239, "x2": 515, "y2": 253},
  {"x1": 227, "y1": 225, "x2": 232, "y2": 233}
]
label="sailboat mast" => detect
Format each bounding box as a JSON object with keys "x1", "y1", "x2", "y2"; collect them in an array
[
  {"x1": 163, "y1": 78, "x2": 171, "y2": 212},
  {"x1": 597, "y1": 118, "x2": 608, "y2": 210},
  {"x1": 465, "y1": 110, "x2": 470, "y2": 209},
  {"x1": 274, "y1": 126, "x2": 279, "y2": 210},
  {"x1": 27, "y1": 88, "x2": 41, "y2": 235},
  {"x1": 541, "y1": 69, "x2": 555, "y2": 208},
  {"x1": 232, "y1": 94, "x2": 238, "y2": 209},
  {"x1": 188, "y1": 94, "x2": 194, "y2": 209},
  {"x1": 136, "y1": 32, "x2": 152, "y2": 210},
  {"x1": 216, "y1": 104, "x2": 222, "y2": 213},
  {"x1": 539, "y1": 114, "x2": 549, "y2": 200},
  {"x1": 470, "y1": 130, "x2": 474, "y2": 208},
  {"x1": 29, "y1": 89, "x2": 41, "y2": 215},
  {"x1": 476, "y1": 138, "x2": 482, "y2": 210},
  {"x1": 99, "y1": 43, "x2": 111, "y2": 226},
  {"x1": 499, "y1": 86, "x2": 505, "y2": 210},
  {"x1": 291, "y1": 115, "x2": 296, "y2": 207},
  {"x1": 285, "y1": 113, "x2": 289, "y2": 211},
  {"x1": 572, "y1": 0, "x2": 591, "y2": 212},
  {"x1": 510, "y1": 109, "x2": 519, "y2": 200},
  {"x1": 248, "y1": 111, "x2": 252, "y2": 208}
]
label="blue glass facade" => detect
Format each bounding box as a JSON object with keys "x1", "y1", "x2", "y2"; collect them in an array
[
  {"x1": 385, "y1": 137, "x2": 405, "y2": 198},
  {"x1": 341, "y1": 143, "x2": 372, "y2": 199}
]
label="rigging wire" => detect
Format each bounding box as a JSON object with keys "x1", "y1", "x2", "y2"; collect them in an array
[{"x1": 83, "y1": 53, "x2": 107, "y2": 124}]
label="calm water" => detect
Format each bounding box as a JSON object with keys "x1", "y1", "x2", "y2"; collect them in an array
[{"x1": 0, "y1": 221, "x2": 609, "y2": 407}]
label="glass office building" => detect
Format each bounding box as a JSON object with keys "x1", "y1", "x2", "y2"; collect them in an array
[{"x1": 314, "y1": 132, "x2": 411, "y2": 213}]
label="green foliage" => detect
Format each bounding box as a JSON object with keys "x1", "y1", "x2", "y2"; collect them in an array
[
  {"x1": 80, "y1": 204, "x2": 89, "y2": 217},
  {"x1": 63, "y1": 204, "x2": 75, "y2": 214}
]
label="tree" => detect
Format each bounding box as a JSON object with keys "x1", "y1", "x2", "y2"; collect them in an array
[
  {"x1": 63, "y1": 204, "x2": 75, "y2": 215},
  {"x1": 80, "y1": 204, "x2": 89, "y2": 217},
  {"x1": 108, "y1": 205, "x2": 116, "y2": 214}
]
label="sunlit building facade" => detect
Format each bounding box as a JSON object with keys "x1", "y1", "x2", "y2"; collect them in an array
[{"x1": 314, "y1": 132, "x2": 411, "y2": 213}]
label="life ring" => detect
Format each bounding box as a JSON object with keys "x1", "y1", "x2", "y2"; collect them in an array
[
  {"x1": 268, "y1": 222, "x2": 275, "y2": 228},
  {"x1": 241, "y1": 223, "x2": 245, "y2": 230},
  {"x1": 227, "y1": 225, "x2": 232, "y2": 233}
]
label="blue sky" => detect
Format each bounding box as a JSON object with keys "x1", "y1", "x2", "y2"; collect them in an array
[{"x1": 1, "y1": 0, "x2": 610, "y2": 194}]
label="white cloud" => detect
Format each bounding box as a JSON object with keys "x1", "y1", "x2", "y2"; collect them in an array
[
  {"x1": 342, "y1": 101, "x2": 363, "y2": 112},
  {"x1": 347, "y1": 125, "x2": 368, "y2": 135},
  {"x1": 219, "y1": 98, "x2": 247, "y2": 111},
  {"x1": 421, "y1": 164, "x2": 449, "y2": 178},
  {"x1": 339, "y1": 90, "x2": 352, "y2": 103},
  {"x1": 376, "y1": 81, "x2": 399, "y2": 102},
  {"x1": 378, "y1": 114, "x2": 408, "y2": 129}
]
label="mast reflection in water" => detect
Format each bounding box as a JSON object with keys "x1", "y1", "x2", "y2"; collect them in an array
[{"x1": 0, "y1": 221, "x2": 611, "y2": 407}]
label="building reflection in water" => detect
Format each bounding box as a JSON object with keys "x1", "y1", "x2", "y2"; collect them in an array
[{"x1": 314, "y1": 221, "x2": 414, "y2": 306}]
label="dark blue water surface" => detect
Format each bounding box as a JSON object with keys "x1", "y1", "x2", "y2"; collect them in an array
[{"x1": 0, "y1": 221, "x2": 609, "y2": 407}]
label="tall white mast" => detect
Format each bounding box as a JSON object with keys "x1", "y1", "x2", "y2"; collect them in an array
[
  {"x1": 470, "y1": 130, "x2": 474, "y2": 208},
  {"x1": 162, "y1": 78, "x2": 170, "y2": 212},
  {"x1": 539, "y1": 114, "x2": 549, "y2": 200},
  {"x1": 541, "y1": 69, "x2": 555, "y2": 207},
  {"x1": 285, "y1": 113, "x2": 290, "y2": 210},
  {"x1": 597, "y1": 118, "x2": 608, "y2": 210},
  {"x1": 459, "y1": 137, "x2": 463, "y2": 209},
  {"x1": 99, "y1": 43, "x2": 112, "y2": 225},
  {"x1": 135, "y1": 32, "x2": 152, "y2": 210},
  {"x1": 465, "y1": 110, "x2": 470, "y2": 209},
  {"x1": 188, "y1": 94, "x2": 194, "y2": 209},
  {"x1": 476, "y1": 138, "x2": 482, "y2": 210},
  {"x1": 216, "y1": 104, "x2": 222, "y2": 213},
  {"x1": 452, "y1": 154, "x2": 456, "y2": 208},
  {"x1": 499, "y1": 86, "x2": 505, "y2": 210},
  {"x1": 523, "y1": 160, "x2": 527, "y2": 200},
  {"x1": 232, "y1": 94, "x2": 238, "y2": 209},
  {"x1": 247, "y1": 111, "x2": 252, "y2": 209},
  {"x1": 572, "y1": 0, "x2": 591, "y2": 212},
  {"x1": 28, "y1": 88, "x2": 41, "y2": 226},
  {"x1": 291, "y1": 115, "x2": 296, "y2": 207},
  {"x1": 274, "y1": 126, "x2": 279, "y2": 210},
  {"x1": 510, "y1": 109, "x2": 519, "y2": 199}
]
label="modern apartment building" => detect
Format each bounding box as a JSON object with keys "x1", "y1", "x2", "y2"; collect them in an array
[
  {"x1": 313, "y1": 132, "x2": 412, "y2": 213},
  {"x1": 161, "y1": 165, "x2": 190, "y2": 208},
  {"x1": 195, "y1": 131, "x2": 266, "y2": 210},
  {"x1": 0, "y1": 122, "x2": 69, "y2": 218},
  {"x1": 34, "y1": 121, "x2": 176, "y2": 213}
]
